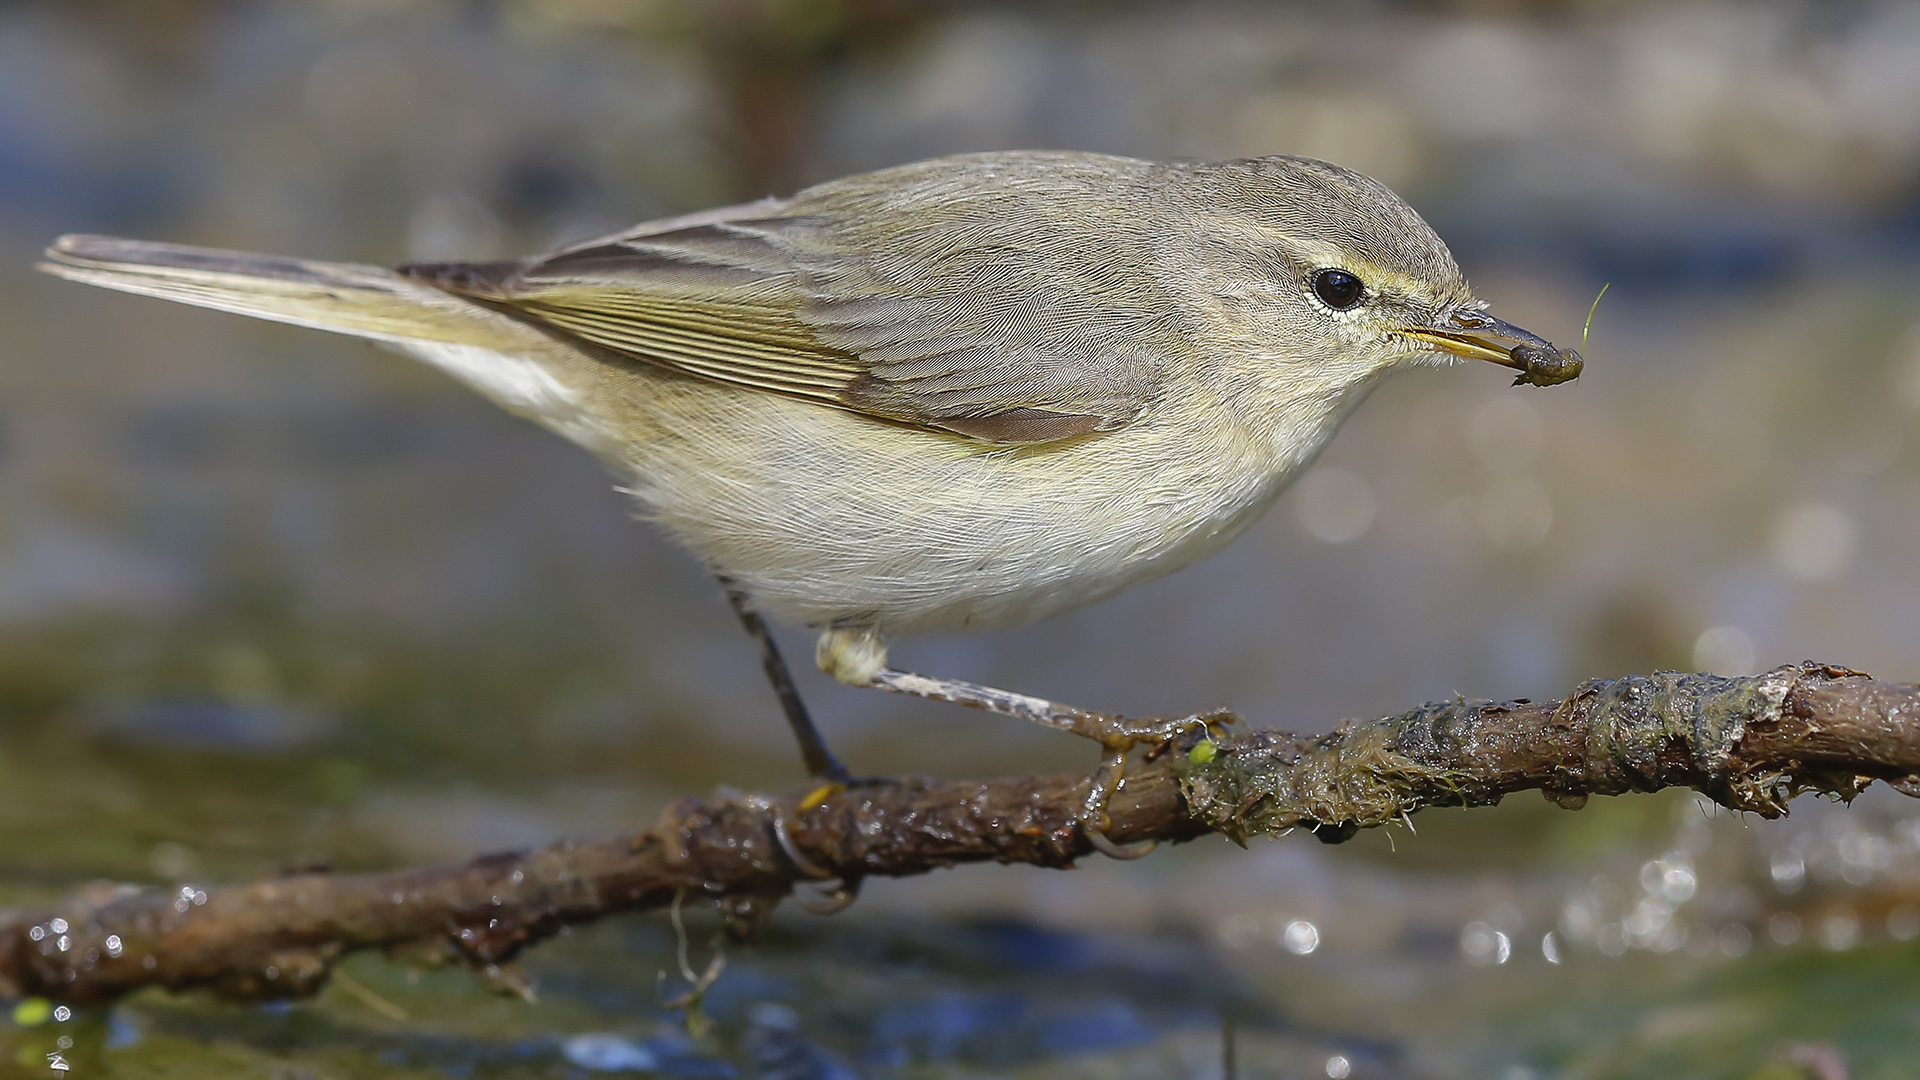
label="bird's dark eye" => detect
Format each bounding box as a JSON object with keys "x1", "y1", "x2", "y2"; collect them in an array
[{"x1": 1312, "y1": 268, "x2": 1365, "y2": 310}]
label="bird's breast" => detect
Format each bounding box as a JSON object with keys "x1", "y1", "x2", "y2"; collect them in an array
[{"x1": 615, "y1": 377, "x2": 1344, "y2": 636}]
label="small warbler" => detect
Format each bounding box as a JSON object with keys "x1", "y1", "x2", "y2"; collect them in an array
[{"x1": 41, "y1": 151, "x2": 1580, "y2": 849}]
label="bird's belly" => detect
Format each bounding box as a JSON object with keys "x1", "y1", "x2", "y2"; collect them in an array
[{"x1": 613, "y1": 383, "x2": 1299, "y2": 636}]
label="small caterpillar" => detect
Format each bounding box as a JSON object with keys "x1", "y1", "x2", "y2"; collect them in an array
[
  {"x1": 1509, "y1": 342, "x2": 1582, "y2": 386},
  {"x1": 1508, "y1": 283, "x2": 1607, "y2": 387}
]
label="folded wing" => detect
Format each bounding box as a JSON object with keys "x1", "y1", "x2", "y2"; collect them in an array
[{"x1": 403, "y1": 169, "x2": 1172, "y2": 445}]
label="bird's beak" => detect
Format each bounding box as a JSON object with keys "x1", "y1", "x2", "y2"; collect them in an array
[{"x1": 1399, "y1": 309, "x2": 1583, "y2": 387}]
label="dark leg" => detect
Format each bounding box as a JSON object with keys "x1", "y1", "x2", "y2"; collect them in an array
[{"x1": 720, "y1": 580, "x2": 852, "y2": 785}]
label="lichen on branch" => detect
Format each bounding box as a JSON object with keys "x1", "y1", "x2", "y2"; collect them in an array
[{"x1": 1178, "y1": 664, "x2": 1915, "y2": 845}]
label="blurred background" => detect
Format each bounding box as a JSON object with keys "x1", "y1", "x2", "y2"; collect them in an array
[{"x1": 3, "y1": 1, "x2": 1920, "y2": 1077}]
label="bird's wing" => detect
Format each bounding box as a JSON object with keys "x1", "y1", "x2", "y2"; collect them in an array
[{"x1": 400, "y1": 183, "x2": 1172, "y2": 444}]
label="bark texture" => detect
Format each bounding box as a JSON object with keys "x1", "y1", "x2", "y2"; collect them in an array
[{"x1": 4, "y1": 663, "x2": 1915, "y2": 1005}]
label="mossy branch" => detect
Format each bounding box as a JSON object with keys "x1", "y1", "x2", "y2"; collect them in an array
[{"x1": 4, "y1": 662, "x2": 1917, "y2": 1006}]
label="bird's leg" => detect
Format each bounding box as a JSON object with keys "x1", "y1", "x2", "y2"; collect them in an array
[
  {"x1": 817, "y1": 625, "x2": 1236, "y2": 852},
  {"x1": 719, "y1": 580, "x2": 853, "y2": 788}
]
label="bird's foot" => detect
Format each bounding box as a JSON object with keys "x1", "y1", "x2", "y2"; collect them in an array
[
  {"x1": 796, "y1": 772, "x2": 897, "y2": 811},
  {"x1": 1080, "y1": 706, "x2": 1240, "y2": 754},
  {"x1": 1078, "y1": 707, "x2": 1239, "y2": 859},
  {"x1": 848, "y1": 651, "x2": 1238, "y2": 861}
]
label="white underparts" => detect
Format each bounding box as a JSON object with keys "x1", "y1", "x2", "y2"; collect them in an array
[{"x1": 386, "y1": 340, "x2": 617, "y2": 456}]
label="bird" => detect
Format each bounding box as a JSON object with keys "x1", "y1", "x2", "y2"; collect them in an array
[{"x1": 39, "y1": 150, "x2": 1580, "y2": 852}]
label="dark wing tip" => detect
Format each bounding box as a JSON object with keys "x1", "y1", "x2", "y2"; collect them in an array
[
  {"x1": 396, "y1": 259, "x2": 524, "y2": 296},
  {"x1": 842, "y1": 368, "x2": 1137, "y2": 445},
  {"x1": 929, "y1": 409, "x2": 1108, "y2": 444}
]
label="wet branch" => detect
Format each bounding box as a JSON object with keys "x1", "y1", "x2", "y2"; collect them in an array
[{"x1": 5, "y1": 662, "x2": 1919, "y2": 1006}]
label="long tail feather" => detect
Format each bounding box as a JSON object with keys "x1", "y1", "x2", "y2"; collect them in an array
[{"x1": 38, "y1": 234, "x2": 511, "y2": 347}]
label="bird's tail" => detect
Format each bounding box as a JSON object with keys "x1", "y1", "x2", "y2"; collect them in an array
[{"x1": 38, "y1": 234, "x2": 511, "y2": 347}]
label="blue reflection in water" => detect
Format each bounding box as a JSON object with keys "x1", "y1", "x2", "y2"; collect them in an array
[
  {"x1": 869, "y1": 990, "x2": 1157, "y2": 1065},
  {"x1": 746, "y1": 1004, "x2": 861, "y2": 1080},
  {"x1": 562, "y1": 1032, "x2": 739, "y2": 1078}
]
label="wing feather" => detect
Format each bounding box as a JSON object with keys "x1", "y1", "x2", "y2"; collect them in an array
[{"x1": 401, "y1": 154, "x2": 1176, "y2": 443}]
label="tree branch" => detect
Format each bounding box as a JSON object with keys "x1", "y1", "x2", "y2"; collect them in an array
[{"x1": 5, "y1": 662, "x2": 1917, "y2": 1006}]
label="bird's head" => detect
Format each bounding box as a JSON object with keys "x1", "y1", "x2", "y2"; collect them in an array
[{"x1": 1169, "y1": 155, "x2": 1582, "y2": 394}]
